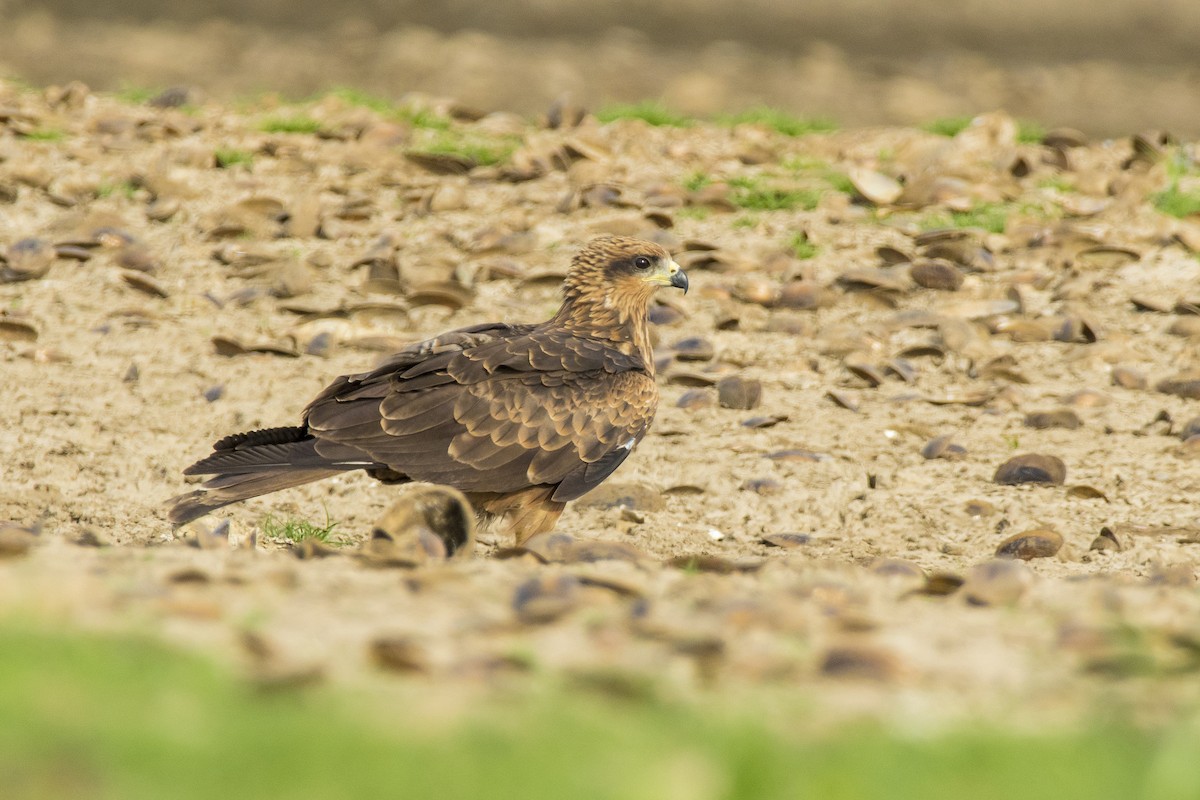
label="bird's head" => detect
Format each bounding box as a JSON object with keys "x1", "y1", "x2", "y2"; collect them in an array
[{"x1": 561, "y1": 236, "x2": 688, "y2": 316}]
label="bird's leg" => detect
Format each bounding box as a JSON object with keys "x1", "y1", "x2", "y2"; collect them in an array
[{"x1": 465, "y1": 487, "x2": 566, "y2": 547}]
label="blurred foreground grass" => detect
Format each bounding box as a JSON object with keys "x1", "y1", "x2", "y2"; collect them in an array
[{"x1": 1, "y1": 625, "x2": 1198, "y2": 800}]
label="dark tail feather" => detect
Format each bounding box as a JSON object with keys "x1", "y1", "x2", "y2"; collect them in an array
[
  {"x1": 168, "y1": 426, "x2": 381, "y2": 525},
  {"x1": 167, "y1": 469, "x2": 342, "y2": 525}
]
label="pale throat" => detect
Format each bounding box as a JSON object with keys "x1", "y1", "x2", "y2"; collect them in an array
[{"x1": 557, "y1": 283, "x2": 656, "y2": 367}]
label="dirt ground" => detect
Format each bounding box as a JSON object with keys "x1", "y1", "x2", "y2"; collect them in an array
[{"x1": 1, "y1": 82, "x2": 1199, "y2": 731}]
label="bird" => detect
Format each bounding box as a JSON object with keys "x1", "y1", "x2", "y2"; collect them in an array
[{"x1": 168, "y1": 235, "x2": 688, "y2": 545}]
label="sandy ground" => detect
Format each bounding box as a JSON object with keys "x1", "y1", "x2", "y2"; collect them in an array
[{"x1": 1, "y1": 82, "x2": 1199, "y2": 730}]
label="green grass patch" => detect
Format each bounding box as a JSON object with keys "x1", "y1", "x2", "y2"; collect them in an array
[
  {"x1": 96, "y1": 180, "x2": 139, "y2": 200},
  {"x1": 325, "y1": 87, "x2": 396, "y2": 115},
  {"x1": 20, "y1": 128, "x2": 65, "y2": 142},
  {"x1": 260, "y1": 115, "x2": 323, "y2": 134},
  {"x1": 1154, "y1": 180, "x2": 1200, "y2": 219},
  {"x1": 410, "y1": 130, "x2": 517, "y2": 166},
  {"x1": 1017, "y1": 119, "x2": 1047, "y2": 144},
  {"x1": 323, "y1": 88, "x2": 451, "y2": 129},
  {"x1": 115, "y1": 85, "x2": 160, "y2": 104},
  {"x1": 676, "y1": 206, "x2": 711, "y2": 221},
  {"x1": 728, "y1": 176, "x2": 823, "y2": 212},
  {"x1": 1037, "y1": 176, "x2": 1074, "y2": 192},
  {"x1": 921, "y1": 202, "x2": 1011, "y2": 234},
  {"x1": 259, "y1": 511, "x2": 340, "y2": 544},
  {"x1": 214, "y1": 148, "x2": 254, "y2": 169},
  {"x1": 682, "y1": 171, "x2": 713, "y2": 192},
  {"x1": 923, "y1": 117, "x2": 973, "y2": 137},
  {"x1": 0, "y1": 625, "x2": 1198, "y2": 800},
  {"x1": 732, "y1": 214, "x2": 760, "y2": 230},
  {"x1": 788, "y1": 231, "x2": 819, "y2": 260},
  {"x1": 718, "y1": 107, "x2": 836, "y2": 136},
  {"x1": 923, "y1": 116, "x2": 1046, "y2": 144},
  {"x1": 596, "y1": 101, "x2": 693, "y2": 127},
  {"x1": 1154, "y1": 152, "x2": 1200, "y2": 218}
]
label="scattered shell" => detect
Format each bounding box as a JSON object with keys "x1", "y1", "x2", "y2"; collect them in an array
[
  {"x1": 910, "y1": 259, "x2": 964, "y2": 291},
  {"x1": 666, "y1": 555, "x2": 763, "y2": 574},
  {"x1": 1089, "y1": 527, "x2": 1122, "y2": 552},
  {"x1": 1155, "y1": 373, "x2": 1200, "y2": 400},
  {"x1": 776, "y1": 281, "x2": 827, "y2": 310},
  {"x1": 0, "y1": 317, "x2": 39, "y2": 342},
  {"x1": 920, "y1": 573, "x2": 965, "y2": 596},
  {"x1": 512, "y1": 574, "x2": 581, "y2": 624},
  {"x1": 1108, "y1": 367, "x2": 1147, "y2": 391},
  {"x1": 1023, "y1": 409, "x2": 1082, "y2": 430},
  {"x1": 405, "y1": 150, "x2": 476, "y2": 174},
  {"x1": 765, "y1": 448, "x2": 829, "y2": 462},
  {"x1": 869, "y1": 558, "x2": 925, "y2": 581},
  {"x1": 2, "y1": 237, "x2": 55, "y2": 282},
  {"x1": 996, "y1": 528, "x2": 1063, "y2": 560},
  {"x1": 671, "y1": 336, "x2": 714, "y2": 362},
  {"x1": 825, "y1": 390, "x2": 860, "y2": 412},
  {"x1": 717, "y1": 376, "x2": 762, "y2": 410},
  {"x1": 120, "y1": 270, "x2": 169, "y2": 298},
  {"x1": 372, "y1": 485, "x2": 475, "y2": 558},
  {"x1": 962, "y1": 559, "x2": 1034, "y2": 606},
  {"x1": 1168, "y1": 318, "x2": 1200, "y2": 338},
  {"x1": 993, "y1": 454, "x2": 1066, "y2": 485},
  {"x1": 675, "y1": 388, "x2": 715, "y2": 410},
  {"x1": 921, "y1": 435, "x2": 966, "y2": 460},
  {"x1": 965, "y1": 499, "x2": 996, "y2": 517},
  {"x1": 740, "y1": 478, "x2": 783, "y2": 495},
  {"x1": 848, "y1": 167, "x2": 903, "y2": 205},
  {"x1": 0, "y1": 523, "x2": 39, "y2": 558},
  {"x1": 820, "y1": 644, "x2": 901, "y2": 681},
  {"x1": 761, "y1": 533, "x2": 811, "y2": 548},
  {"x1": 1066, "y1": 485, "x2": 1108, "y2": 501},
  {"x1": 406, "y1": 281, "x2": 473, "y2": 310},
  {"x1": 837, "y1": 267, "x2": 909, "y2": 293},
  {"x1": 369, "y1": 637, "x2": 430, "y2": 674},
  {"x1": 1075, "y1": 245, "x2": 1140, "y2": 270},
  {"x1": 741, "y1": 414, "x2": 787, "y2": 429},
  {"x1": 211, "y1": 335, "x2": 299, "y2": 358}
]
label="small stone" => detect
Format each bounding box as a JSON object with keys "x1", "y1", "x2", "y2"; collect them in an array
[
  {"x1": 819, "y1": 644, "x2": 901, "y2": 681},
  {"x1": 922, "y1": 434, "x2": 967, "y2": 460},
  {"x1": 964, "y1": 499, "x2": 997, "y2": 517},
  {"x1": 1108, "y1": 369, "x2": 1147, "y2": 391},
  {"x1": 996, "y1": 528, "x2": 1063, "y2": 560},
  {"x1": 994, "y1": 454, "x2": 1067, "y2": 485},
  {"x1": 1023, "y1": 409, "x2": 1082, "y2": 430},
  {"x1": 717, "y1": 376, "x2": 762, "y2": 410},
  {"x1": 962, "y1": 559, "x2": 1034, "y2": 606},
  {"x1": 910, "y1": 258, "x2": 964, "y2": 291},
  {"x1": 0, "y1": 523, "x2": 38, "y2": 558},
  {"x1": 741, "y1": 478, "x2": 783, "y2": 495},
  {"x1": 671, "y1": 336, "x2": 715, "y2": 362},
  {"x1": 1089, "y1": 527, "x2": 1122, "y2": 552},
  {"x1": 760, "y1": 533, "x2": 811, "y2": 548},
  {"x1": 369, "y1": 637, "x2": 430, "y2": 673},
  {"x1": 675, "y1": 388, "x2": 715, "y2": 410},
  {"x1": 513, "y1": 574, "x2": 581, "y2": 624}
]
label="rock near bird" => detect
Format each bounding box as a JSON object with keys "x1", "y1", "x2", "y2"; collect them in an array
[{"x1": 168, "y1": 236, "x2": 688, "y2": 545}]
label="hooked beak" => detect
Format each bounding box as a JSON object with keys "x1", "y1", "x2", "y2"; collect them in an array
[
  {"x1": 669, "y1": 263, "x2": 689, "y2": 294},
  {"x1": 645, "y1": 259, "x2": 689, "y2": 294}
]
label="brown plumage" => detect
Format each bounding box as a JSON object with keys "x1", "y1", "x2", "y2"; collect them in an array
[{"x1": 168, "y1": 236, "x2": 688, "y2": 544}]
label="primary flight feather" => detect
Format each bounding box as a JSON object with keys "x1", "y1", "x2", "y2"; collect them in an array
[{"x1": 168, "y1": 236, "x2": 688, "y2": 545}]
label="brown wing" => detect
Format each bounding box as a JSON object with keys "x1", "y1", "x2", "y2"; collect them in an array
[{"x1": 303, "y1": 327, "x2": 658, "y2": 498}]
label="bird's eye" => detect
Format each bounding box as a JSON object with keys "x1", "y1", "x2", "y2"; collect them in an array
[{"x1": 633, "y1": 256, "x2": 653, "y2": 270}]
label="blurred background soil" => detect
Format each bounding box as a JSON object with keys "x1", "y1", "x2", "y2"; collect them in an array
[{"x1": 2, "y1": 0, "x2": 1200, "y2": 136}]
